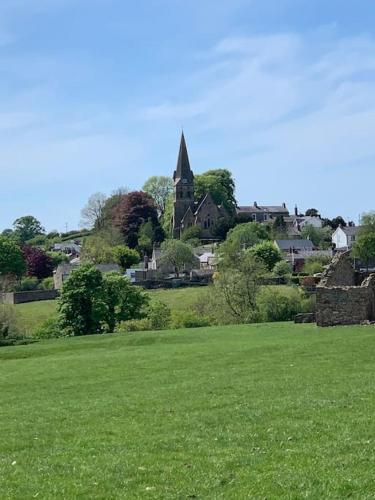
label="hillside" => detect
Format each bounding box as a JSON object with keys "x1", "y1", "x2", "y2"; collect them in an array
[{"x1": 1, "y1": 323, "x2": 375, "y2": 498}]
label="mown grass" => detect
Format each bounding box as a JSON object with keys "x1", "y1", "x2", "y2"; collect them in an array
[
  {"x1": 1, "y1": 322, "x2": 375, "y2": 498},
  {"x1": 15, "y1": 287, "x2": 207, "y2": 335}
]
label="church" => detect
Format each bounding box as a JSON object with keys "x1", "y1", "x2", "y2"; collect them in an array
[{"x1": 172, "y1": 133, "x2": 229, "y2": 239}]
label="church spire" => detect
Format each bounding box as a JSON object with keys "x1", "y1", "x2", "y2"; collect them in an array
[{"x1": 173, "y1": 132, "x2": 194, "y2": 183}]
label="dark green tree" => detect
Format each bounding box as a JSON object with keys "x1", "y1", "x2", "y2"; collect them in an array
[
  {"x1": 195, "y1": 169, "x2": 236, "y2": 214},
  {"x1": 13, "y1": 216, "x2": 45, "y2": 243}
]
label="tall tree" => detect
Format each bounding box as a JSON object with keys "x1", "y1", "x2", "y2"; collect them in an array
[
  {"x1": 142, "y1": 176, "x2": 173, "y2": 215},
  {"x1": 115, "y1": 191, "x2": 159, "y2": 248},
  {"x1": 218, "y1": 222, "x2": 269, "y2": 265},
  {"x1": 81, "y1": 192, "x2": 107, "y2": 230},
  {"x1": 360, "y1": 212, "x2": 375, "y2": 234},
  {"x1": 0, "y1": 237, "x2": 26, "y2": 289},
  {"x1": 13, "y1": 216, "x2": 44, "y2": 243},
  {"x1": 195, "y1": 169, "x2": 237, "y2": 214},
  {"x1": 305, "y1": 208, "x2": 320, "y2": 217},
  {"x1": 159, "y1": 240, "x2": 195, "y2": 277}
]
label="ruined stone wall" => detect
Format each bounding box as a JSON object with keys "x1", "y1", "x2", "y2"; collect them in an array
[
  {"x1": 320, "y1": 251, "x2": 356, "y2": 287},
  {"x1": 316, "y1": 286, "x2": 370, "y2": 326}
]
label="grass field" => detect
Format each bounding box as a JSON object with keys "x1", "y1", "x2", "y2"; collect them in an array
[
  {"x1": 15, "y1": 287, "x2": 207, "y2": 336},
  {"x1": 1, "y1": 322, "x2": 375, "y2": 498}
]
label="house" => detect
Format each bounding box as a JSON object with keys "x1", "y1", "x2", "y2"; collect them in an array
[
  {"x1": 53, "y1": 241, "x2": 81, "y2": 255},
  {"x1": 275, "y1": 239, "x2": 314, "y2": 253},
  {"x1": 274, "y1": 239, "x2": 332, "y2": 272},
  {"x1": 284, "y1": 215, "x2": 322, "y2": 233},
  {"x1": 54, "y1": 263, "x2": 121, "y2": 290},
  {"x1": 172, "y1": 133, "x2": 230, "y2": 239},
  {"x1": 197, "y1": 252, "x2": 216, "y2": 269},
  {"x1": 332, "y1": 226, "x2": 361, "y2": 250},
  {"x1": 236, "y1": 202, "x2": 289, "y2": 222}
]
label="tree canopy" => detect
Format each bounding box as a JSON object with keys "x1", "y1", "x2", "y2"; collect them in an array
[
  {"x1": 142, "y1": 176, "x2": 173, "y2": 215},
  {"x1": 218, "y1": 222, "x2": 269, "y2": 265},
  {"x1": 195, "y1": 169, "x2": 236, "y2": 214},
  {"x1": 13, "y1": 216, "x2": 45, "y2": 243},
  {"x1": 81, "y1": 192, "x2": 107, "y2": 230},
  {"x1": 0, "y1": 237, "x2": 26, "y2": 280},
  {"x1": 160, "y1": 240, "x2": 195, "y2": 277}
]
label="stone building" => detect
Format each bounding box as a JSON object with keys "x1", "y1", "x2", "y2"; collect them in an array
[
  {"x1": 316, "y1": 251, "x2": 375, "y2": 326},
  {"x1": 172, "y1": 133, "x2": 229, "y2": 239}
]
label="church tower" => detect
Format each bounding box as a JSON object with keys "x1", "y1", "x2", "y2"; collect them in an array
[{"x1": 172, "y1": 132, "x2": 195, "y2": 238}]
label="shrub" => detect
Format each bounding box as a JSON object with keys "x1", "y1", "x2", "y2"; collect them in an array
[
  {"x1": 181, "y1": 226, "x2": 202, "y2": 245},
  {"x1": 257, "y1": 287, "x2": 304, "y2": 322},
  {"x1": 34, "y1": 316, "x2": 66, "y2": 339},
  {"x1": 273, "y1": 260, "x2": 292, "y2": 278},
  {"x1": 147, "y1": 301, "x2": 171, "y2": 330},
  {"x1": 41, "y1": 277, "x2": 54, "y2": 290},
  {"x1": 116, "y1": 318, "x2": 151, "y2": 332},
  {"x1": 0, "y1": 304, "x2": 19, "y2": 339},
  {"x1": 303, "y1": 255, "x2": 331, "y2": 275},
  {"x1": 15, "y1": 276, "x2": 39, "y2": 291},
  {"x1": 171, "y1": 311, "x2": 211, "y2": 329}
]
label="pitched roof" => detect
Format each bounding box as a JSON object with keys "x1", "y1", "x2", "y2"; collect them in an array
[
  {"x1": 341, "y1": 226, "x2": 361, "y2": 236},
  {"x1": 237, "y1": 204, "x2": 289, "y2": 214},
  {"x1": 173, "y1": 132, "x2": 194, "y2": 183},
  {"x1": 275, "y1": 239, "x2": 314, "y2": 251}
]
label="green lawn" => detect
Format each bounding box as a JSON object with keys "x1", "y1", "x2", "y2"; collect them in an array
[
  {"x1": 1, "y1": 322, "x2": 375, "y2": 498},
  {"x1": 15, "y1": 287, "x2": 207, "y2": 335}
]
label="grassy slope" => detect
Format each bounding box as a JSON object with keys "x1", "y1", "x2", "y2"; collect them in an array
[
  {"x1": 15, "y1": 287, "x2": 207, "y2": 335},
  {"x1": 1, "y1": 323, "x2": 375, "y2": 498}
]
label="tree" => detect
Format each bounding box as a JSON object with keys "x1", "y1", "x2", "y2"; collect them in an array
[
  {"x1": 58, "y1": 265, "x2": 108, "y2": 336},
  {"x1": 195, "y1": 169, "x2": 237, "y2": 214},
  {"x1": 103, "y1": 272, "x2": 148, "y2": 333},
  {"x1": 248, "y1": 241, "x2": 282, "y2": 271},
  {"x1": 13, "y1": 216, "x2": 44, "y2": 243},
  {"x1": 115, "y1": 191, "x2": 159, "y2": 248},
  {"x1": 214, "y1": 253, "x2": 266, "y2": 322},
  {"x1": 81, "y1": 192, "x2": 107, "y2": 230},
  {"x1": 113, "y1": 246, "x2": 140, "y2": 271},
  {"x1": 22, "y1": 246, "x2": 54, "y2": 279},
  {"x1": 301, "y1": 225, "x2": 332, "y2": 249},
  {"x1": 330, "y1": 216, "x2": 347, "y2": 230},
  {"x1": 302, "y1": 255, "x2": 331, "y2": 275},
  {"x1": 360, "y1": 212, "x2": 375, "y2": 234},
  {"x1": 181, "y1": 226, "x2": 202, "y2": 246},
  {"x1": 218, "y1": 222, "x2": 269, "y2": 265},
  {"x1": 81, "y1": 236, "x2": 115, "y2": 264},
  {"x1": 305, "y1": 208, "x2": 319, "y2": 217},
  {"x1": 212, "y1": 217, "x2": 236, "y2": 241},
  {"x1": 273, "y1": 260, "x2": 292, "y2": 279},
  {"x1": 0, "y1": 237, "x2": 26, "y2": 289},
  {"x1": 159, "y1": 240, "x2": 195, "y2": 277},
  {"x1": 353, "y1": 233, "x2": 375, "y2": 271},
  {"x1": 142, "y1": 176, "x2": 173, "y2": 215},
  {"x1": 160, "y1": 194, "x2": 173, "y2": 237},
  {"x1": 137, "y1": 219, "x2": 154, "y2": 256},
  {"x1": 272, "y1": 215, "x2": 287, "y2": 238}
]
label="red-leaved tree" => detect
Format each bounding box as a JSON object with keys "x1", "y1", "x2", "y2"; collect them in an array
[
  {"x1": 22, "y1": 246, "x2": 54, "y2": 279},
  {"x1": 115, "y1": 191, "x2": 158, "y2": 248}
]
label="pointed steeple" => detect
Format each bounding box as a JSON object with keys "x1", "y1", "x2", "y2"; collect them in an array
[{"x1": 173, "y1": 132, "x2": 194, "y2": 184}]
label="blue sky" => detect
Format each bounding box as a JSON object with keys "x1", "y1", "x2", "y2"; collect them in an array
[{"x1": 1, "y1": 0, "x2": 375, "y2": 231}]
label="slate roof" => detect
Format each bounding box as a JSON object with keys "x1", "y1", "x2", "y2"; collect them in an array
[
  {"x1": 237, "y1": 204, "x2": 289, "y2": 214},
  {"x1": 173, "y1": 132, "x2": 194, "y2": 184},
  {"x1": 341, "y1": 226, "x2": 361, "y2": 236},
  {"x1": 275, "y1": 239, "x2": 314, "y2": 251}
]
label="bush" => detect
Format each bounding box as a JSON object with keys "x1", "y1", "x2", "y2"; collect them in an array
[
  {"x1": 41, "y1": 277, "x2": 54, "y2": 290},
  {"x1": 303, "y1": 255, "x2": 331, "y2": 275},
  {"x1": 116, "y1": 318, "x2": 152, "y2": 332},
  {"x1": 257, "y1": 287, "x2": 305, "y2": 322},
  {"x1": 0, "y1": 304, "x2": 19, "y2": 339},
  {"x1": 248, "y1": 241, "x2": 282, "y2": 271},
  {"x1": 171, "y1": 311, "x2": 211, "y2": 329},
  {"x1": 147, "y1": 301, "x2": 171, "y2": 330},
  {"x1": 273, "y1": 260, "x2": 292, "y2": 278},
  {"x1": 34, "y1": 316, "x2": 66, "y2": 339},
  {"x1": 15, "y1": 276, "x2": 40, "y2": 291}
]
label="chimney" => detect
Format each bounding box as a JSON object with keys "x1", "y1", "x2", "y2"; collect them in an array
[
  {"x1": 254, "y1": 201, "x2": 258, "y2": 208},
  {"x1": 282, "y1": 202, "x2": 286, "y2": 209},
  {"x1": 294, "y1": 205, "x2": 298, "y2": 216}
]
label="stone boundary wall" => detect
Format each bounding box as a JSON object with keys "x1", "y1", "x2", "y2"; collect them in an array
[{"x1": 0, "y1": 290, "x2": 58, "y2": 305}]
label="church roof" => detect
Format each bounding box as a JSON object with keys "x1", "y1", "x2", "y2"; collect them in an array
[{"x1": 173, "y1": 132, "x2": 194, "y2": 184}]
